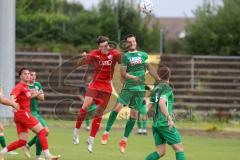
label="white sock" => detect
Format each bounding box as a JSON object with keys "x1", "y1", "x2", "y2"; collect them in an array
[
  {"x1": 123, "y1": 137, "x2": 128, "y2": 142},
  {"x1": 74, "y1": 128, "x2": 79, "y2": 135},
  {"x1": 43, "y1": 149, "x2": 51, "y2": 157},
  {"x1": 104, "y1": 131, "x2": 109, "y2": 135},
  {"x1": 89, "y1": 136, "x2": 95, "y2": 143},
  {"x1": 0, "y1": 148, "x2": 8, "y2": 155}
]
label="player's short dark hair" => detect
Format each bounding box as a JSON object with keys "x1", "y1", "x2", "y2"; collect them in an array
[
  {"x1": 158, "y1": 67, "x2": 171, "y2": 81},
  {"x1": 124, "y1": 34, "x2": 136, "y2": 41},
  {"x1": 18, "y1": 67, "x2": 29, "y2": 77},
  {"x1": 29, "y1": 68, "x2": 36, "y2": 73},
  {"x1": 96, "y1": 36, "x2": 109, "y2": 45},
  {"x1": 81, "y1": 48, "x2": 88, "y2": 53}
]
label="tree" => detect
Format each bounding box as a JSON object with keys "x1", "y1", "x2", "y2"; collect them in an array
[{"x1": 184, "y1": 0, "x2": 240, "y2": 55}]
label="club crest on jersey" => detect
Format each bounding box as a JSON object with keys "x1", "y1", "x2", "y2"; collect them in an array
[
  {"x1": 26, "y1": 91, "x2": 31, "y2": 98},
  {"x1": 129, "y1": 57, "x2": 142, "y2": 66},
  {"x1": 107, "y1": 55, "x2": 113, "y2": 60}
]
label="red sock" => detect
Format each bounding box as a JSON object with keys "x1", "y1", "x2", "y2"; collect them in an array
[
  {"x1": 90, "y1": 116, "x2": 102, "y2": 137},
  {"x1": 37, "y1": 129, "x2": 48, "y2": 150},
  {"x1": 7, "y1": 139, "x2": 27, "y2": 152},
  {"x1": 75, "y1": 108, "x2": 87, "y2": 129}
]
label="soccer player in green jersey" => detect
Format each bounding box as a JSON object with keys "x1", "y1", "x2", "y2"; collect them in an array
[
  {"x1": 137, "y1": 85, "x2": 150, "y2": 135},
  {"x1": 101, "y1": 34, "x2": 160, "y2": 153},
  {"x1": 145, "y1": 67, "x2": 186, "y2": 160},
  {"x1": 23, "y1": 70, "x2": 49, "y2": 160}
]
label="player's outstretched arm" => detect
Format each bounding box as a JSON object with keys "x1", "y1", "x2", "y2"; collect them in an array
[
  {"x1": 147, "y1": 63, "x2": 161, "y2": 82},
  {"x1": 0, "y1": 95, "x2": 19, "y2": 110},
  {"x1": 159, "y1": 98, "x2": 174, "y2": 128},
  {"x1": 0, "y1": 87, "x2": 19, "y2": 110},
  {"x1": 120, "y1": 65, "x2": 140, "y2": 81}
]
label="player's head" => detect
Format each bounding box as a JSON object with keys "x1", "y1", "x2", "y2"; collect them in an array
[
  {"x1": 29, "y1": 69, "x2": 36, "y2": 83},
  {"x1": 18, "y1": 67, "x2": 30, "y2": 83},
  {"x1": 97, "y1": 36, "x2": 110, "y2": 54},
  {"x1": 81, "y1": 49, "x2": 88, "y2": 56},
  {"x1": 158, "y1": 67, "x2": 171, "y2": 83},
  {"x1": 125, "y1": 34, "x2": 137, "y2": 51}
]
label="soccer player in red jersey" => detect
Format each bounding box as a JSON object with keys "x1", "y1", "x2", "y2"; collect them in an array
[
  {"x1": 0, "y1": 85, "x2": 19, "y2": 156},
  {"x1": 73, "y1": 36, "x2": 121, "y2": 152},
  {"x1": 0, "y1": 68, "x2": 60, "y2": 160}
]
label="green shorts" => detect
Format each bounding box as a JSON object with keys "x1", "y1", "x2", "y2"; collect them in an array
[
  {"x1": 152, "y1": 126, "x2": 182, "y2": 146},
  {"x1": 31, "y1": 112, "x2": 47, "y2": 127},
  {"x1": 138, "y1": 104, "x2": 147, "y2": 115},
  {"x1": 117, "y1": 89, "x2": 145, "y2": 111}
]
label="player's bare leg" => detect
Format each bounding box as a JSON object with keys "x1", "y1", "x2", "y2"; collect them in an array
[{"x1": 172, "y1": 143, "x2": 186, "y2": 160}]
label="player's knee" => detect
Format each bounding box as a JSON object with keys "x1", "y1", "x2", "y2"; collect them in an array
[
  {"x1": 18, "y1": 139, "x2": 27, "y2": 146},
  {"x1": 114, "y1": 103, "x2": 123, "y2": 112},
  {"x1": 37, "y1": 128, "x2": 47, "y2": 137},
  {"x1": 45, "y1": 127, "x2": 50, "y2": 134},
  {"x1": 172, "y1": 144, "x2": 184, "y2": 152},
  {"x1": 157, "y1": 150, "x2": 166, "y2": 157}
]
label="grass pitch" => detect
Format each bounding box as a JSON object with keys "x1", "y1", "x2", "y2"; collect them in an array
[{"x1": 2, "y1": 121, "x2": 240, "y2": 160}]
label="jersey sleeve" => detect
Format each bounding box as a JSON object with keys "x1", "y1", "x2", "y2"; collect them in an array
[
  {"x1": 159, "y1": 90, "x2": 172, "y2": 101},
  {"x1": 11, "y1": 85, "x2": 22, "y2": 97},
  {"x1": 121, "y1": 54, "x2": 128, "y2": 66},
  {"x1": 144, "y1": 52, "x2": 149, "y2": 64},
  {"x1": 36, "y1": 82, "x2": 43, "y2": 91},
  {"x1": 85, "y1": 53, "x2": 94, "y2": 64}
]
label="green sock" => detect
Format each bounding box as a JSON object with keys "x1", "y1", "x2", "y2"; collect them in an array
[
  {"x1": 137, "y1": 119, "x2": 142, "y2": 129},
  {"x1": 123, "y1": 117, "x2": 136, "y2": 138},
  {"x1": 85, "y1": 118, "x2": 90, "y2": 127},
  {"x1": 35, "y1": 137, "x2": 42, "y2": 156},
  {"x1": 145, "y1": 151, "x2": 160, "y2": 160},
  {"x1": 105, "y1": 110, "x2": 118, "y2": 132},
  {"x1": 28, "y1": 136, "x2": 37, "y2": 147},
  {"x1": 176, "y1": 151, "x2": 186, "y2": 160},
  {"x1": 143, "y1": 120, "x2": 147, "y2": 130},
  {"x1": 0, "y1": 136, "x2": 6, "y2": 148}
]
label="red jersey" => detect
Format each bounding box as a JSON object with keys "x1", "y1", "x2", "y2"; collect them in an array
[
  {"x1": 11, "y1": 82, "x2": 31, "y2": 112},
  {"x1": 85, "y1": 49, "x2": 121, "y2": 93}
]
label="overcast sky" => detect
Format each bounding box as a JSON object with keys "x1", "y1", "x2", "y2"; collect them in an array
[{"x1": 67, "y1": 0, "x2": 222, "y2": 17}]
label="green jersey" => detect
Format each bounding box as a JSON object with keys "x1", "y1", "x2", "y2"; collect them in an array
[
  {"x1": 150, "y1": 83, "x2": 174, "y2": 127},
  {"x1": 121, "y1": 51, "x2": 148, "y2": 91},
  {"x1": 29, "y1": 81, "x2": 43, "y2": 113}
]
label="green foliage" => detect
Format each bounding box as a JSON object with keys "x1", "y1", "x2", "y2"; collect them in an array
[
  {"x1": 16, "y1": 0, "x2": 160, "y2": 53},
  {"x1": 184, "y1": 0, "x2": 240, "y2": 55}
]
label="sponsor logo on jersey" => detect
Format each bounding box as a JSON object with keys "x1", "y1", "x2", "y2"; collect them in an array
[
  {"x1": 99, "y1": 60, "x2": 112, "y2": 66},
  {"x1": 129, "y1": 57, "x2": 142, "y2": 66}
]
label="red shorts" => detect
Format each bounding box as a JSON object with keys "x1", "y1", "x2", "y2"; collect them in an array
[
  {"x1": 85, "y1": 88, "x2": 111, "y2": 108},
  {"x1": 14, "y1": 111, "x2": 39, "y2": 134}
]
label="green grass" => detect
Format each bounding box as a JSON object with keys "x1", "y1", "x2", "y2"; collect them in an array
[{"x1": 2, "y1": 121, "x2": 240, "y2": 160}]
